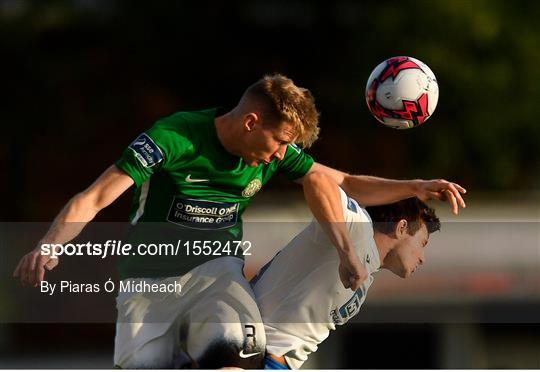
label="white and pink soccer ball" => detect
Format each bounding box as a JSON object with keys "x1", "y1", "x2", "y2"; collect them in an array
[{"x1": 365, "y1": 56, "x2": 439, "y2": 129}]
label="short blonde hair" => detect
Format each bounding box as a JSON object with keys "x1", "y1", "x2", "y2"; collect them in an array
[{"x1": 243, "y1": 74, "x2": 320, "y2": 148}]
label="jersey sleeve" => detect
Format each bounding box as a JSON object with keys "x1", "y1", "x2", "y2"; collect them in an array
[
  {"x1": 277, "y1": 144, "x2": 314, "y2": 180},
  {"x1": 115, "y1": 120, "x2": 189, "y2": 187}
]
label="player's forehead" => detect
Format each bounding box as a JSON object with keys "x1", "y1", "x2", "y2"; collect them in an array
[
  {"x1": 413, "y1": 222, "x2": 429, "y2": 242},
  {"x1": 271, "y1": 121, "x2": 297, "y2": 141}
]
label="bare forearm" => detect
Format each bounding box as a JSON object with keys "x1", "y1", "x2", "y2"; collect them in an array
[
  {"x1": 303, "y1": 162, "x2": 418, "y2": 208},
  {"x1": 304, "y1": 162, "x2": 467, "y2": 215},
  {"x1": 41, "y1": 165, "x2": 134, "y2": 245},
  {"x1": 341, "y1": 175, "x2": 418, "y2": 207},
  {"x1": 14, "y1": 165, "x2": 134, "y2": 286},
  {"x1": 40, "y1": 193, "x2": 99, "y2": 245},
  {"x1": 302, "y1": 171, "x2": 368, "y2": 290},
  {"x1": 303, "y1": 172, "x2": 355, "y2": 257}
]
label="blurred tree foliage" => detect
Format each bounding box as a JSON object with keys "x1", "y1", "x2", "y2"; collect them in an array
[{"x1": 0, "y1": 0, "x2": 538, "y2": 218}]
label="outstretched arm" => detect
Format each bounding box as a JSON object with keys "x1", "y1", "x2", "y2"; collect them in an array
[
  {"x1": 299, "y1": 162, "x2": 466, "y2": 214},
  {"x1": 13, "y1": 165, "x2": 134, "y2": 286},
  {"x1": 302, "y1": 171, "x2": 367, "y2": 291}
]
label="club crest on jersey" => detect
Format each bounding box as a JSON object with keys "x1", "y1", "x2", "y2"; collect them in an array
[
  {"x1": 128, "y1": 133, "x2": 164, "y2": 168},
  {"x1": 331, "y1": 288, "x2": 365, "y2": 325},
  {"x1": 242, "y1": 179, "x2": 262, "y2": 198},
  {"x1": 346, "y1": 196, "x2": 358, "y2": 213}
]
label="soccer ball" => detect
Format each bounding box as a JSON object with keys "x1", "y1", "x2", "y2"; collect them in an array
[{"x1": 365, "y1": 56, "x2": 439, "y2": 129}]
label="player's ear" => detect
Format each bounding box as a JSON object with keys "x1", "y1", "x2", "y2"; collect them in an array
[
  {"x1": 395, "y1": 219, "x2": 408, "y2": 239},
  {"x1": 243, "y1": 113, "x2": 259, "y2": 132}
]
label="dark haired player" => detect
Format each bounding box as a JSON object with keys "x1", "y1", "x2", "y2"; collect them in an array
[{"x1": 252, "y1": 172, "x2": 442, "y2": 369}]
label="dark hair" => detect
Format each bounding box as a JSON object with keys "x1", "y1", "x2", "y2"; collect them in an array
[{"x1": 366, "y1": 197, "x2": 440, "y2": 235}]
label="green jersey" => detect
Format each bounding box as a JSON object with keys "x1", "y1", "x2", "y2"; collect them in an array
[{"x1": 115, "y1": 108, "x2": 314, "y2": 279}]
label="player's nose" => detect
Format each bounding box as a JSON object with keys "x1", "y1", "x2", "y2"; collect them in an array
[{"x1": 274, "y1": 145, "x2": 287, "y2": 161}]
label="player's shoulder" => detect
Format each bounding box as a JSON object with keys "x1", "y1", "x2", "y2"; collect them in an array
[
  {"x1": 338, "y1": 188, "x2": 372, "y2": 223},
  {"x1": 154, "y1": 108, "x2": 216, "y2": 134},
  {"x1": 148, "y1": 108, "x2": 218, "y2": 152}
]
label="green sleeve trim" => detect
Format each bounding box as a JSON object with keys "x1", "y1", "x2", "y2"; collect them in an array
[
  {"x1": 114, "y1": 124, "x2": 178, "y2": 188},
  {"x1": 278, "y1": 144, "x2": 315, "y2": 180},
  {"x1": 115, "y1": 152, "x2": 147, "y2": 188}
]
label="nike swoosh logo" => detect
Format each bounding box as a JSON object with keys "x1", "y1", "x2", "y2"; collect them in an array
[
  {"x1": 238, "y1": 350, "x2": 261, "y2": 359},
  {"x1": 185, "y1": 174, "x2": 209, "y2": 183}
]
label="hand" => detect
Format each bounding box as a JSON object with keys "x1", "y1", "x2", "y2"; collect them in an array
[
  {"x1": 414, "y1": 179, "x2": 467, "y2": 215},
  {"x1": 13, "y1": 245, "x2": 59, "y2": 287},
  {"x1": 338, "y1": 252, "x2": 368, "y2": 291}
]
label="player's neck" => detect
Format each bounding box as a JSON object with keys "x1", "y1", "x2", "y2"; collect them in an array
[
  {"x1": 373, "y1": 231, "x2": 393, "y2": 266},
  {"x1": 215, "y1": 112, "x2": 242, "y2": 157}
]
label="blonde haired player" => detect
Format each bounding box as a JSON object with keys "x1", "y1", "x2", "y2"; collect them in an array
[{"x1": 14, "y1": 74, "x2": 463, "y2": 368}]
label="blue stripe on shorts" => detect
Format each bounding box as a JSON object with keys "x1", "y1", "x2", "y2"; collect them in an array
[{"x1": 264, "y1": 356, "x2": 289, "y2": 370}]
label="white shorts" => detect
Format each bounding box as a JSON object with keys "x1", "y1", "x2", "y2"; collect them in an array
[{"x1": 114, "y1": 256, "x2": 265, "y2": 368}]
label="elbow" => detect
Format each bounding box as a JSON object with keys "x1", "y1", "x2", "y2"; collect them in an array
[
  {"x1": 340, "y1": 173, "x2": 353, "y2": 192},
  {"x1": 302, "y1": 171, "x2": 337, "y2": 193},
  {"x1": 303, "y1": 171, "x2": 327, "y2": 186}
]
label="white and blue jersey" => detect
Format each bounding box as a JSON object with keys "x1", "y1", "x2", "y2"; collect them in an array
[{"x1": 252, "y1": 188, "x2": 381, "y2": 369}]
